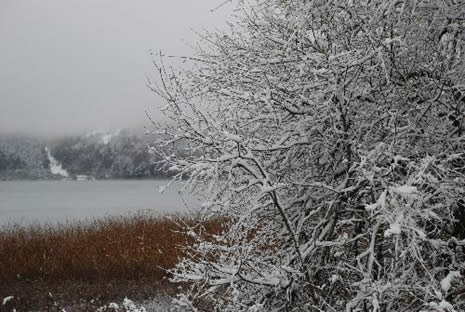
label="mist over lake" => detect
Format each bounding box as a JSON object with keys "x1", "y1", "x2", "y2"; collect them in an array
[{"x1": 0, "y1": 180, "x2": 192, "y2": 226}]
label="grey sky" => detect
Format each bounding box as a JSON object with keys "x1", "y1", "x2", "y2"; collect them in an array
[{"x1": 0, "y1": 0, "x2": 232, "y2": 136}]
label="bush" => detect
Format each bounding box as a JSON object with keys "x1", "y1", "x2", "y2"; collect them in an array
[{"x1": 152, "y1": 0, "x2": 465, "y2": 311}]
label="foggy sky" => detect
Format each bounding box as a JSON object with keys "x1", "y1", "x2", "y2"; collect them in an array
[{"x1": 0, "y1": 0, "x2": 232, "y2": 137}]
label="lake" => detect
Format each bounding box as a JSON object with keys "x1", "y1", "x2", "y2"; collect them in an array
[{"x1": 0, "y1": 180, "x2": 194, "y2": 226}]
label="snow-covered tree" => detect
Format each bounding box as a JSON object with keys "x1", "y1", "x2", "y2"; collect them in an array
[{"x1": 151, "y1": 0, "x2": 465, "y2": 310}]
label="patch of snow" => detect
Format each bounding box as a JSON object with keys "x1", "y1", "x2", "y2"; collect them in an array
[
  {"x1": 365, "y1": 202, "x2": 378, "y2": 212},
  {"x1": 123, "y1": 298, "x2": 146, "y2": 312},
  {"x1": 97, "y1": 298, "x2": 148, "y2": 312},
  {"x1": 223, "y1": 130, "x2": 241, "y2": 142},
  {"x1": 392, "y1": 185, "x2": 418, "y2": 198},
  {"x1": 384, "y1": 214, "x2": 403, "y2": 238},
  {"x1": 441, "y1": 271, "x2": 462, "y2": 293},
  {"x1": 137, "y1": 296, "x2": 172, "y2": 312},
  {"x1": 45, "y1": 147, "x2": 69, "y2": 177},
  {"x1": 384, "y1": 222, "x2": 401, "y2": 237},
  {"x1": 365, "y1": 190, "x2": 387, "y2": 212},
  {"x1": 260, "y1": 185, "x2": 275, "y2": 193},
  {"x1": 329, "y1": 274, "x2": 339, "y2": 284},
  {"x1": 2, "y1": 296, "x2": 14, "y2": 305},
  {"x1": 102, "y1": 134, "x2": 112, "y2": 144},
  {"x1": 102, "y1": 129, "x2": 121, "y2": 144},
  {"x1": 428, "y1": 300, "x2": 456, "y2": 312},
  {"x1": 439, "y1": 300, "x2": 456, "y2": 311},
  {"x1": 167, "y1": 165, "x2": 181, "y2": 172},
  {"x1": 108, "y1": 302, "x2": 120, "y2": 309}
]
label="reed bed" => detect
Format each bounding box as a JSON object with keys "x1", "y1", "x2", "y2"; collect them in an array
[{"x1": 0, "y1": 214, "x2": 227, "y2": 283}]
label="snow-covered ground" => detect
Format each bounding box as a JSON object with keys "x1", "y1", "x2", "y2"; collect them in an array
[
  {"x1": 94, "y1": 297, "x2": 173, "y2": 312},
  {"x1": 2, "y1": 295, "x2": 174, "y2": 312}
]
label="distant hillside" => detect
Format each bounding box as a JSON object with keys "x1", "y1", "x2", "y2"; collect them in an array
[
  {"x1": 49, "y1": 129, "x2": 171, "y2": 179},
  {"x1": 0, "y1": 130, "x2": 178, "y2": 180},
  {"x1": 0, "y1": 135, "x2": 52, "y2": 180}
]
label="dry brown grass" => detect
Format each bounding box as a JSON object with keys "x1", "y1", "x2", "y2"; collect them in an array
[
  {"x1": 0, "y1": 214, "x2": 228, "y2": 310},
  {"x1": 0, "y1": 214, "x2": 227, "y2": 282}
]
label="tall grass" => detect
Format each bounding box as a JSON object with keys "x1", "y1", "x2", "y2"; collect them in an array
[{"x1": 0, "y1": 214, "x2": 227, "y2": 283}]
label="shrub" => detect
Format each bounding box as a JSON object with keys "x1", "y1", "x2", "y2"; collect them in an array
[{"x1": 152, "y1": 0, "x2": 465, "y2": 310}]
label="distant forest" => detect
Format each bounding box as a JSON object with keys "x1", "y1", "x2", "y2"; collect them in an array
[{"x1": 0, "y1": 130, "x2": 178, "y2": 180}]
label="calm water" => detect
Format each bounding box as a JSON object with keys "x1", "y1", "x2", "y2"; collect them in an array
[{"x1": 0, "y1": 180, "x2": 193, "y2": 226}]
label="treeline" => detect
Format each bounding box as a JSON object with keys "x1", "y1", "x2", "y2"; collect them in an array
[
  {"x1": 50, "y1": 130, "x2": 171, "y2": 179},
  {"x1": 0, "y1": 135, "x2": 51, "y2": 180},
  {"x1": 0, "y1": 130, "x2": 177, "y2": 180}
]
